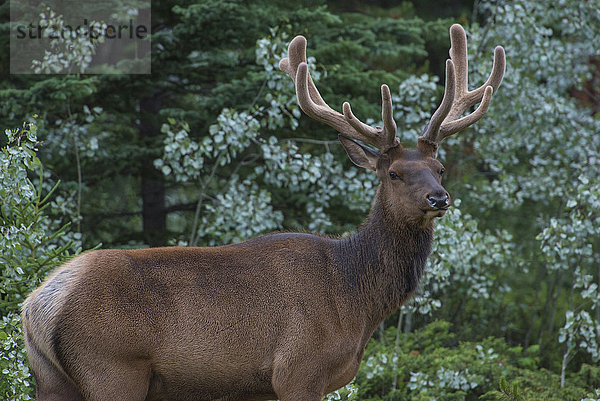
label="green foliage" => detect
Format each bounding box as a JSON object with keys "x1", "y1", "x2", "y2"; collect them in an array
[
  {"x1": 323, "y1": 381, "x2": 359, "y2": 401},
  {"x1": 0, "y1": 314, "x2": 32, "y2": 400},
  {"x1": 459, "y1": 0, "x2": 600, "y2": 383},
  {"x1": 488, "y1": 376, "x2": 522, "y2": 401},
  {"x1": 0, "y1": 119, "x2": 78, "y2": 399},
  {"x1": 581, "y1": 389, "x2": 600, "y2": 401},
  {"x1": 0, "y1": 119, "x2": 79, "y2": 314},
  {"x1": 354, "y1": 320, "x2": 594, "y2": 400}
]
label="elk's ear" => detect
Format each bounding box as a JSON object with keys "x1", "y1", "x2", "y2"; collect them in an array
[
  {"x1": 417, "y1": 137, "x2": 439, "y2": 159},
  {"x1": 338, "y1": 135, "x2": 380, "y2": 172}
]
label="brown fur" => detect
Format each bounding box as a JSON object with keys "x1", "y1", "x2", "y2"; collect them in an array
[{"x1": 22, "y1": 139, "x2": 448, "y2": 401}]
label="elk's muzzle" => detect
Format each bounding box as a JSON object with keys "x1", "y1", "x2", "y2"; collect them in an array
[{"x1": 426, "y1": 193, "x2": 450, "y2": 210}]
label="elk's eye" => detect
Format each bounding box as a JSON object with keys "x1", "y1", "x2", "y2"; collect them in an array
[
  {"x1": 439, "y1": 166, "x2": 445, "y2": 176},
  {"x1": 389, "y1": 171, "x2": 401, "y2": 181}
]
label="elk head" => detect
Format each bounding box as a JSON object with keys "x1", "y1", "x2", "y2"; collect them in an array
[{"x1": 280, "y1": 24, "x2": 505, "y2": 227}]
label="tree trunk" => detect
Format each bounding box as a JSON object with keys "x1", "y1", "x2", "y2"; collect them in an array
[{"x1": 139, "y1": 94, "x2": 166, "y2": 247}]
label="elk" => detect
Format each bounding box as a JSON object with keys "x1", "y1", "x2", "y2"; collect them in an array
[{"x1": 22, "y1": 24, "x2": 505, "y2": 401}]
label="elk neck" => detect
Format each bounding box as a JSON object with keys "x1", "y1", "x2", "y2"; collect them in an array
[{"x1": 333, "y1": 185, "x2": 434, "y2": 326}]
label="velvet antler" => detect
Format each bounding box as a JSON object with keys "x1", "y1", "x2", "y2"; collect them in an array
[
  {"x1": 420, "y1": 24, "x2": 505, "y2": 152},
  {"x1": 279, "y1": 36, "x2": 400, "y2": 153}
]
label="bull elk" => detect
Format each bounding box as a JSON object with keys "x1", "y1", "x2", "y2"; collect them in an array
[{"x1": 22, "y1": 24, "x2": 505, "y2": 401}]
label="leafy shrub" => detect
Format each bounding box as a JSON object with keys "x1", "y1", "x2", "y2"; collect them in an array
[
  {"x1": 354, "y1": 320, "x2": 595, "y2": 400},
  {"x1": 0, "y1": 119, "x2": 79, "y2": 399}
]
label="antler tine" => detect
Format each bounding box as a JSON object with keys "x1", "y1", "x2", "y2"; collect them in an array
[
  {"x1": 438, "y1": 85, "x2": 493, "y2": 140},
  {"x1": 279, "y1": 36, "x2": 329, "y2": 110},
  {"x1": 380, "y1": 84, "x2": 397, "y2": 144},
  {"x1": 280, "y1": 36, "x2": 399, "y2": 153},
  {"x1": 468, "y1": 45, "x2": 505, "y2": 105},
  {"x1": 342, "y1": 84, "x2": 398, "y2": 151},
  {"x1": 420, "y1": 24, "x2": 506, "y2": 146},
  {"x1": 420, "y1": 59, "x2": 456, "y2": 145}
]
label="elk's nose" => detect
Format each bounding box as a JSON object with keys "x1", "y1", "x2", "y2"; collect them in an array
[{"x1": 427, "y1": 193, "x2": 449, "y2": 210}]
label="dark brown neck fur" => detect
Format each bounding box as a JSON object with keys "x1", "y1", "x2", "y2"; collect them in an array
[{"x1": 334, "y1": 186, "x2": 434, "y2": 326}]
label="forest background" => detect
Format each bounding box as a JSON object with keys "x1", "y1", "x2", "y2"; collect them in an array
[{"x1": 0, "y1": 0, "x2": 599, "y2": 399}]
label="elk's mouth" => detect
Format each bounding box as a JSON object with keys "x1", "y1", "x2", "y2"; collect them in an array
[{"x1": 422, "y1": 207, "x2": 448, "y2": 218}]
